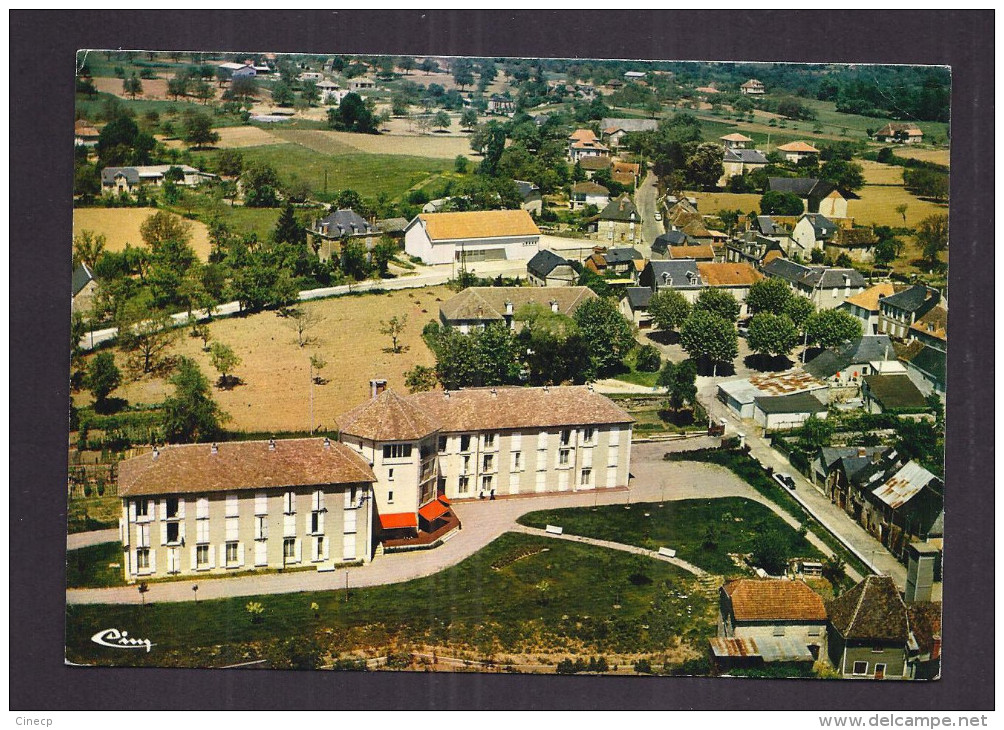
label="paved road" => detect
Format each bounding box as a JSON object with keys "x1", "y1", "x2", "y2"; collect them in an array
[
  {"x1": 695, "y1": 376, "x2": 907, "y2": 588},
  {"x1": 633, "y1": 170, "x2": 663, "y2": 256},
  {"x1": 67, "y1": 529, "x2": 119, "y2": 551},
  {"x1": 66, "y1": 438, "x2": 862, "y2": 605}
]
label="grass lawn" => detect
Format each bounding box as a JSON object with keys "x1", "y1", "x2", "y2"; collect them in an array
[
  {"x1": 76, "y1": 92, "x2": 246, "y2": 128},
  {"x1": 65, "y1": 532, "x2": 713, "y2": 668},
  {"x1": 199, "y1": 143, "x2": 450, "y2": 201},
  {"x1": 67, "y1": 495, "x2": 122, "y2": 534},
  {"x1": 799, "y1": 99, "x2": 949, "y2": 142},
  {"x1": 689, "y1": 192, "x2": 763, "y2": 216},
  {"x1": 666, "y1": 448, "x2": 868, "y2": 582},
  {"x1": 518, "y1": 497, "x2": 824, "y2": 576},
  {"x1": 73, "y1": 286, "x2": 445, "y2": 432},
  {"x1": 66, "y1": 542, "x2": 126, "y2": 588},
  {"x1": 613, "y1": 369, "x2": 659, "y2": 388},
  {"x1": 848, "y1": 185, "x2": 948, "y2": 229}
]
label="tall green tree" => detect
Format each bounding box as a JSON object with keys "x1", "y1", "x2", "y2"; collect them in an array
[
  {"x1": 182, "y1": 111, "x2": 220, "y2": 149},
  {"x1": 87, "y1": 352, "x2": 122, "y2": 411},
  {"x1": 657, "y1": 359, "x2": 698, "y2": 412},
  {"x1": 915, "y1": 213, "x2": 949, "y2": 266},
  {"x1": 648, "y1": 289, "x2": 691, "y2": 332},
  {"x1": 679, "y1": 309, "x2": 738, "y2": 376},
  {"x1": 241, "y1": 162, "x2": 282, "y2": 207},
  {"x1": 327, "y1": 92, "x2": 377, "y2": 133},
  {"x1": 572, "y1": 297, "x2": 636, "y2": 376},
  {"x1": 747, "y1": 312, "x2": 799, "y2": 358},
  {"x1": 209, "y1": 341, "x2": 241, "y2": 388},
  {"x1": 745, "y1": 278, "x2": 792, "y2": 316},
  {"x1": 694, "y1": 288, "x2": 740, "y2": 323},
  {"x1": 161, "y1": 357, "x2": 227, "y2": 442},
  {"x1": 759, "y1": 190, "x2": 804, "y2": 216},
  {"x1": 804, "y1": 308, "x2": 863, "y2": 349},
  {"x1": 783, "y1": 296, "x2": 815, "y2": 331}
]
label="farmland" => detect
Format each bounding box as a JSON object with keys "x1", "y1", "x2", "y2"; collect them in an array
[
  {"x1": 273, "y1": 127, "x2": 480, "y2": 160},
  {"x1": 73, "y1": 207, "x2": 213, "y2": 262},
  {"x1": 848, "y1": 185, "x2": 947, "y2": 228},
  {"x1": 74, "y1": 286, "x2": 447, "y2": 432}
]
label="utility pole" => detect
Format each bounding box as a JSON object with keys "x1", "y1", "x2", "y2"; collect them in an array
[{"x1": 308, "y1": 359, "x2": 315, "y2": 434}]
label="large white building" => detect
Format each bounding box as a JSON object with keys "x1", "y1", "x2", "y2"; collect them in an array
[{"x1": 403, "y1": 210, "x2": 541, "y2": 265}]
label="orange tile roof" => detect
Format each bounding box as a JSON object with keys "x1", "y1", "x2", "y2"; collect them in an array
[
  {"x1": 419, "y1": 499, "x2": 450, "y2": 521},
  {"x1": 670, "y1": 244, "x2": 714, "y2": 260},
  {"x1": 723, "y1": 579, "x2": 827, "y2": 622},
  {"x1": 843, "y1": 282, "x2": 896, "y2": 313},
  {"x1": 909, "y1": 304, "x2": 947, "y2": 341},
  {"x1": 416, "y1": 210, "x2": 540, "y2": 242},
  {"x1": 569, "y1": 129, "x2": 598, "y2": 142},
  {"x1": 118, "y1": 439, "x2": 376, "y2": 497},
  {"x1": 721, "y1": 133, "x2": 753, "y2": 142},
  {"x1": 696, "y1": 262, "x2": 763, "y2": 287},
  {"x1": 337, "y1": 389, "x2": 442, "y2": 441},
  {"x1": 778, "y1": 141, "x2": 820, "y2": 153},
  {"x1": 762, "y1": 250, "x2": 784, "y2": 265}
]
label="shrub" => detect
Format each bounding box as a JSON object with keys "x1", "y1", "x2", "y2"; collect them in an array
[
  {"x1": 635, "y1": 344, "x2": 662, "y2": 372},
  {"x1": 633, "y1": 658, "x2": 653, "y2": 674}
]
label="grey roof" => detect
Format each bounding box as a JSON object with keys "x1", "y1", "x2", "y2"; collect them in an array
[
  {"x1": 623, "y1": 287, "x2": 652, "y2": 310},
  {"x1": 71, "y1": 262, "x2": 94, "y2": 297},
  {"x1": 527, "y1": 249, "x2": 571, "y2": 279},
  {"x1": 313, "y1": 209, "x2": 374, "y2": 238},
  {"x1": 598, "y1": 195, "x2": 640, "y2": 223},
  {"x1": 374, "y1": 217, "x2": 409, "y2": 234},
  {"x1": 768, "y1": 177, "x2": 820, "y2": 197},
  {"x1": 804, "y1": 335, "x2": 895, "y2": 379},
  {"x1": 800, "y1": 213, "x2": 836, "y2": 240},
  {"x1": 514, "y1": 180, "x2": 540, "y2": 201},
  {"x1": 653, "y1": 230, "x2": 690, "y2": 253},
  {"x1": 724, "y1": 147, "x2": 768, "y2": 164},
  {"x1": 902, "y1": 344, "x2": 946, "y2": 385},
  {"x1": 603, "y1": 247, "x2": 643, "y2": 265},
  {"x1": 643, "y1": 259, "x2": 703, "y2": 290},
  {"x1": 800, "y1": 267, "x2": 867, "y2": 289},
  {"x1": 754, "y1": 391, "x2": 827, "y2": 415},
  {"x1": 755, "y1": 216, "x2": 788, "y2": 237},
  {"x1": 101, "y1": 167, "x2": 140, "y2": 184},
  {"x1": 864, "y1": 374, "x2": 928, "y2": 411},
  {"x1": 762, "y1": 258, "x2": 811, "y2": 285},
  {"x1": 880, "y1": 285, "x2": 939, "y2": 313}
]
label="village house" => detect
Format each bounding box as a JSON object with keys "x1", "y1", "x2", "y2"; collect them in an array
[
  {"x1": 720, "y1": 146, "x2": 769, "y2": 186},
  {"x1": 569, "y1": 181, "x2": 610, "y2": 211},
  {"x1": 317, "y1": 80, "x2": 347, "y2": 105},
  {"x1": 872, "y1": 123, "x2": 924, "y2": 144},
  {"x1": 584, "y1": 247, "x2": 644, "y2": 276},
  {"x1": 349, "y1": 77, "x2": 377, "y2": 91},
  {"x1": 217, "y1": 61, "x2": 256, "y2": 80},
  {"x1": 307, "y1": 208, "x2": 380, "y2": 262},
  {"x1": 740, "y1": 78, "x2": 765, "y2": 95},
  {"x1": 717, "y1": 369, "x2": 828, "y2": 420},
  {"x1": 776, "y1": 141, "x2": 820, "y2": 164},
  {"x1": 907, "y1": 303, "x2": 947, "y2": 352},
  {"x1": 826, "y1": 576, "x2": 913, "y2": 680},
  {"x1": 337, "y1": 382, "x2": 634, "y2": 541},
  {"x1": 101, "y1": 165, "x2": 213, "y2": 196},
  {"x1": 526, "y1": 250, "x2": 578, "y2": 287},
  {"x1": 838, "y1": 282, "x2": 897, "y2": 335},
  {"x1": 515, "y1": 180, "x2": 543, "y2": 217},
  {"x1": 825, "y1": 227, "x2": 880, "y2": 264},
  {"x1": 761, "y1": 259, "x2": 867, "y2": 310},
  {"x1": 669, "y1": 243, "x2": 715, "y2": 262},
  {"x1": 767, "y1": 177, "x2": 850, "y2": 218},
  {"x1": 600, "y1": 117, "x2": 658, "y2": 148},
  {"x1": 803, "y1": 335, "x2": 897, "y2": 391},
  {"x1": 696, "y1": 261, "x2": 763, "y2": 315},
  {"x1": 74, "y1": 120, "x2": 100, "y2": 147},
  {"x1": 487, "y1": 94, "x2": 516, "y2": 115},
  {"x1": 861, "y1": 370, "x2": 930, "y2": 414},
  {"x1": 898, "y1": 341, "x2": 946, "y2": 396},
  {"x1": 567, "y1": 129, "x2": 610, "y2": 163},
  {"x1": 637, "y1": 259, "x2": 704, "y2": 300},
  {"x1": 71, "y1": 262, "x2": 97, "y2": 314},
  {"x1": 438, "y1": 286, "x2": 597, "y2": 333},
  {"x1": 619, "y1": 287, "x2": 654, "y2": 329},
  {"x1": 116, "y1": 438, "x2": 377, "y2": 581},
  {"x1": 589, "y1": 194, "x2": 642, "y2": 244},
  {"x1": 790, "y1": 212, "x2": 837, "y2": 255},
  {"x1": 720, "y1": 133, "x2": 753, "y2": 150},
  {"x1": 404, "y1": 209, "x2": 541, "y2": 265},
  {"x1": 877, "y1": 285, "x2": 941, "y2": 340},
  {"x1": 906, "y1": 600, "x2": 942, "y2": 680},
  {"x1": 652, "y1": 230, "x2": 691, "y2": 258},
  {"x1": 610, "y1": 160, "x2": 642, "y2": 188}
]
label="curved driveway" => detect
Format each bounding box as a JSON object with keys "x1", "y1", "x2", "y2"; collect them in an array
[{"x1": 66, "y1": 439, "x2": 858, "y2": 605}]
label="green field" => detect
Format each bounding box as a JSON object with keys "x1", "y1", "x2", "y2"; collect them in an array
[
  {"x1": 800, "y1": 99, "x2": 949, "y2": 142},
  {"x1": 76, "y1": 92, "x2": 248, "y2": 128},
  {"x1": 65, "y1": 532, "x2": 712, "y2": 668},
  {"x1": 200, "y1": 143, "x2": 450, "y2": 201},
  {"x1": 67, "y1": 542, "x2": 126, "y2": 588},
  {"x1": 67, "y1": 495, "x2": 121, "y2": 534},
  {"x1": 518, "y1": 497, "x2": 823, "y2": 576}
]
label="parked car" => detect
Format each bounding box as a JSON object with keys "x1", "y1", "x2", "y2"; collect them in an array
[
  {"x1": 654, "y1": 212, "x2": 663, "y2": 221},
  {"x1": 773, "y1": 472, "x2": 796, "y2": 490}
]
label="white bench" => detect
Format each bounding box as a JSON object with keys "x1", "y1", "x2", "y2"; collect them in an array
[
  {"x1": 658, "y1": 547, "x2": 677, "y2": 558},
  {"x1": 545, "y1": 524, "x2": 563, "y2": 535}
]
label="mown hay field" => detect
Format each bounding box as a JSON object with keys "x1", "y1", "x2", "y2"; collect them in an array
[
  {"x1": 848, "y1": 186, "x2": 947, "y2": 228},
  {"x1": 272, "y1": 127, "x2": 479, "y2": 160},
  {"x1": 72, "y1": 207, "x2": 213, "y2": 262},
  {"x1": 75, "y1": 286, "x2": 448, "y2": 432}
]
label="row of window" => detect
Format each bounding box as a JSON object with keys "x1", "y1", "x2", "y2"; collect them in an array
[
  {"x1": 380, "y1": 429, "x2": 605, "y2": 464},
  {"x1": 135, "y1": 534, "x2": 348, "y2": 573},
  {"x1": 852, "y1": 660, "x2": 888, "y2": 677},
  {"x1": 131, "y1": 488, "x2": 361, "y2": 523},
  {"x1": 456, "y1": 467, "x2": 597, "y2": 495}
]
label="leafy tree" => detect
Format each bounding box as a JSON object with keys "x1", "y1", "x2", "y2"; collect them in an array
[
  {"x1": 286, "y1": 307, "x2": 324, "y2": 348},
  {"x1": 209, "y1": 341, "x2": 241, "y2": 388},
  {"x1": 460, "y1": 108, "x2": 478, "y2": 129},
  {"x1": 380, "y1": 315, "x2": 408, "y2": 353},
  {"x1": 419, "y1": 58, "x2": 438, "y2": 75},
  {"x1": 657, "y1": 358, "x2": 698, "y2": 412},
  {"x1": 820, "y1": 158, "x2": 864, "y2": 192},
  {"x1": 73, "y1": 160, "x2": 101, "y2": 201},
  {"x1": 273, "y1": 202, "x2": 307, "y2": 247},
  {"x1": 225, "y1": 75, "x2": 258, "y2": 103},
  {"x1": 215, "y1": 149, "x2": 245, "y2": 178},
  {"x1": 684, "y1": 143, "x2": 725, "y2": 190},
  {"x1": 182, "y1": 110, "x2": 220, "y2": 149},
  {"x1": 745, "y1": 278, "x2": 792, "y2": 316},
  {"x1": 167, "y1": 74, "x2": 190, "y2": 100},
  {"x1": 679, "y1": 309, "x2": 738, "y2": 376},
  {"x1": 783, "y1": 296, "x2": 815, "y2": 331},
  {"x1": 241, "y1": 162, "x2": 282, "y2": 207},
  {"x1": 341, "y1": 240, "x2": 371, "y2": 280},
  {"x1": 634, "y1": 344, "x2": 662, "y2": 372},
  {"x1": 271, "y1": 81, "x2": 295, "y2": 107},
  {"x1": 397, "y1": 56, "x2": 416, "y2": 75},
  {"x1": 371, "y1": 237, "x2": 398, "y2": 276},
  {"x1": 759, "y1": 190, "x2": 804, "y2": 216},
  {"x1": 572, "y1": 297, "x2": 636, "y2": 376},
  {"x1": 902, "y1": 168, "x2": 949, "y2": 201},
  {"x1": 476, "y1": 122, "x2": 507, "y2": 176},
  {"x1": 795, "y1": 415, "x2": 833, "y2": 455},
  {"x1": 117, "y1": 296, "x2": 178, "y2": 375},
  {"x1": 648, "y1": 289, "x2": 691, "y2": 332},
  {"x1": 300, "y1": 80, "x2": 320, "y2": 106},
  {"x1": 140, "y1": 211, "x2": 197, "y2": 308},
  {"x1": 123, "y1": 73, "x2": 143, "y2": 99},
  {"x1": 433, "y1": 110, "x2": 451, "y2": 130},
  {"x1": 73, "y1": 230, "x2": 107, "y2": 270},
  {"x1": 694, "y1": 288, "x2": 740, "y2": 323},
  {"x1": 804, "y1": 308, "x2": 863, "y2": 350},
  {"x1": 87, "y1": 352, "x2": 122, "y2": 411},
  {"x1": 747, "y1": 312, "x2": 799, "y2": 358},
  {"x1": 452, "y1": 58, "x2": 475, "y2": 90},
  {"x1": 915, "y1": 213, "x2": 949, "y2": 266},
  {"x1": 874, "y1": 237, "x2": 898, "y2": 267},
  {"x1": 327, "y1": 92, "x2": 377, "y2": 134},
  {"x1": 191, "y1": 79, "x2": 215, "y2": 105},
  {"x1": 161, "y1": 357, "x2": 226, "y2": 442},
  {"x1": 404, "y1": 364, "x2": 437, "y2": 393},
  {"x1": 751, "y1": 530, "x2": 790, "y2": 575}
]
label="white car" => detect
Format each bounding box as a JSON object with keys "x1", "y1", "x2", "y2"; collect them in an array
[
  {"x1": 773, "y1": 472, "x2": 796, "y2": 490},
  {"x1": 654, "y1": 212, "x2": 663, "y2": 221}
]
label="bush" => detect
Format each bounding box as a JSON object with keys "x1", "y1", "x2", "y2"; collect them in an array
[
  {"x1": 633, "y1": 658, "x2": 653, "y2": 674},
  {"x1": 635, "y1": 344, "x2": 662, "y2": 372}
]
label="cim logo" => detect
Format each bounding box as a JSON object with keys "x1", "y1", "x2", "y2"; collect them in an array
[{"x1": 91, "y1": 628, "x2": 155, "y2": 653}]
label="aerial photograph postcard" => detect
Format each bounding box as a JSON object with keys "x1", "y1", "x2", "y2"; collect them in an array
[{"x1": 66, "y1": 50, "x2": 948, "y2": 679}]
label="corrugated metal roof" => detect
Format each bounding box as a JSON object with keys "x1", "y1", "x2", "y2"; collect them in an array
[{"x1": 871, "y1": 461, "x2": 937, "y2": 509}]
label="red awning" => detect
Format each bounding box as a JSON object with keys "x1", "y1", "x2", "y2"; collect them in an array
[
  {"x1": 418, "y1": 500, "x2": 450, "y2": 522},
  {"x1": 379, "y1": 512, "x2": 418, "y2": 530},
  {"x1": 437, "y1": 495, "x2": 451, "y2": 505}
]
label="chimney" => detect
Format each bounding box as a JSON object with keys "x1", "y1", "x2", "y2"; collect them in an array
[
  {"x1": 211, "y1": 443, "x2": 218, "y2": 455},
  {"x1": 443, "y1": 390, "x2": 451, "y2": 399},
  {"x1": 857, "y1": 447, "x2": 866, "y2": 458},
  {"x1": 905, "y1": 543, "x2": 938, "y2": 603},
  {"x1": 550, "y1": 300, "x2": 559, "y2": 313},
  {"x1": 370, "y1": 379, "x2": 388, "y2": 398},
  {"x1": 490, "y1": 388, "x2": 497, "y2": 397},
  {"x1": 505, "y1": 300, "x2": 513, "y2": 315},
  {"x1": 269, "y1": 438, "x2": 276, "y2": 451}
]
